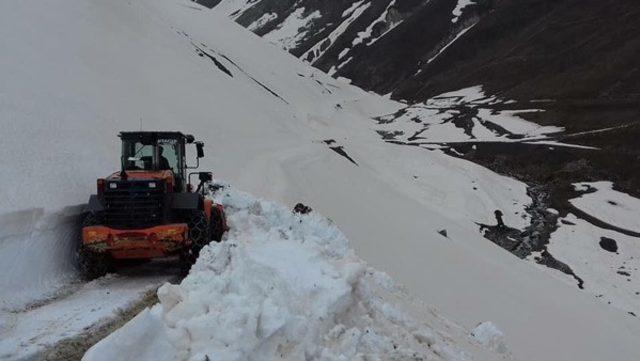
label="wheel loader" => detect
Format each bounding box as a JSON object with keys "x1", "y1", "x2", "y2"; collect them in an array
[{"x1": 78, "y1": 131, "x2": 227, "y2": 279}]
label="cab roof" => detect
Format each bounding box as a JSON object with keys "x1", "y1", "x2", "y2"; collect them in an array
[{"x1": 119, "y1": 131, "x2": 195, "y2": 143}]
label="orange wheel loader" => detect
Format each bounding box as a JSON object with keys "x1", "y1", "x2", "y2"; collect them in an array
[{"x1": 77, "y1": 131, "x2": 228, "y2": 279}]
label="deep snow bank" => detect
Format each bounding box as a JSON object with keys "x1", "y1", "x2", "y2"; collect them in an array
[
  {"x1": 0, "y1": 207, "x2": 80, "y2": 312},
  {"x1": 84, "y1": 185, "x2": 499, "y2": 361}
]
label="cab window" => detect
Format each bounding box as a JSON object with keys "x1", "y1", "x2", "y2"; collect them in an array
[{"x1": 158, "y1": 142, "x2": 180, "y2": 173}]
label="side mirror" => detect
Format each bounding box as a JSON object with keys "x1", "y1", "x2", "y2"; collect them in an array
[
  {"x1": 195, "y1": 142, "x2": 204, "y2": 158},
  {"x1": 199, "y1": 172, "x2": 212, "y2": 183}
]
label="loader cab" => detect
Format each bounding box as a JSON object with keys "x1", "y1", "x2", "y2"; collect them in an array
[{"x1": 120, "y1": 131, "x2": 201, "y2": 192}]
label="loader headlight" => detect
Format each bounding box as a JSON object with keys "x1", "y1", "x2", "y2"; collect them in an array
[
  {"x1": 109, "y1": 182, "x2": 118, "y2": 189},
  {"x1": 148, "y1": 182, "x2": 157, "y2": 189}
]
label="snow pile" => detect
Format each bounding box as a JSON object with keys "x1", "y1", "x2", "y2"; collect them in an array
[
  {"x1": 470, "y1": 322, "x2": 510, "y2": 355},
  {"x1": 84, "y1": 185, "x2": 479, "y2": 361}
]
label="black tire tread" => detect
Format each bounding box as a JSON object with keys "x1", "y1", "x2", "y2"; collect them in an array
[
  {"x1": 180, "y1": 211, "x2": 211, "y2": 270},
  {"x1": 76, "y1": 212, "x2": 112, "y2": 280}
]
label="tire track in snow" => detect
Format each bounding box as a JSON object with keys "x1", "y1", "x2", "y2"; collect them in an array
[{"x1": 0, "y1": 262, "x2": 180, "y2": 360}]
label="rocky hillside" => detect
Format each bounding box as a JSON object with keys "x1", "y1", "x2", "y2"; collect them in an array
[
  {"x1": 201, "y1": 0, "x2": 640, "y2": 198},
  {"x1": 203, "y1": 0, "x2": 639, "y2": 102},
  {"x1": 201, "y1": 0, "x2": 490, "y2": 91}
]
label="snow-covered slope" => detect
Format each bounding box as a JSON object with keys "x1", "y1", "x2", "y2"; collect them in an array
[
  {"x1": 1, "y1": 0, "x2": 640, "y2": 360},
  {"x1": 540, "y1": 182, "x2": 640, "y2": 316}
]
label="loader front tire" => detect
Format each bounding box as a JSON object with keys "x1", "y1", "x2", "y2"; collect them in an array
[
  {"x1": 210, "y1": 206, "x2": 225, "y2": 243},
  {"x1": 180, "y1": 211, "x2": 211, "y2": 271},
  {"x1": 76, "y1": 212, "x2": 112, "y2": 280}
]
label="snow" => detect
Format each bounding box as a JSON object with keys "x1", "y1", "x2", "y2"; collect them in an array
[
  {"x1": 338, "y1": 48, "x2": 350, "y2": 59},
  {"x1": 452, "y1": 0, "x2": 474, "y2": 23},
  {"x1": 342, "y1": 0, "x2": 367, "y2": 18},
  {"x1": 375, "y1": 86, "x2": 564, "y2": 144},
  {"x1": 531, "y1": 182, "x2": 640, "y2": 315},
  {"x1": 84, "y1": 186, "x2": 499, "y2": 361},
  {"x1": 0, "y1": 208, "x2": 79, "y2": 312},
  {"x1": 475, "y1": 109, "x2": 560, "y2": 137},
  {"x1": 571, "y1": 181, "x2": 640, "y2": 233},
  {"x1": 0, "y1": 272, "x2": 171, "y2": 359},
  {"x1": 366, "y1": 19, "x2": 404, "y2": 46},
  {"x1": 563, "y1": 123, "x2": 636, "y2": 138},
  {"x1": 329, "y1": 56, "x2": 354, "y2": 76},
  {"x1": 522, "y1": 140, "x2": 599, "y2": 150},
  {"x1": 545, "y1": 213, "x2": 640, "y2": 316},
  {"x1": 263, "y1": 7, "x2": 321, "y2": 50},
  {"x1": 2, "y1": 0, "x2": 640, "y2": 360},
  {"x1": 212, "y1": 0, "x2": 263, "y2": 18},
  {"x1": 470, "y1": 322, "x2": 510, "y2": 355},
  {"x1": 302, "y1": 1, "x2": 371, "y2": 63},
  {"x1": 247, "y1": 12, "x2": 278, "y2": 31},
  {"x1": 352, "y1": 0, "x2": 400, "y2": 46},
  {"x1": 427, "y1": 23, "x2": 477, "y2": 64}
]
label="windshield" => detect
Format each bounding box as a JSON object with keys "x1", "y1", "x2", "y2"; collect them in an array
[
  {"x1": 122, "y1": 138, "x2": 182, "y2": 172},
  {"x1": 123, "y1": 141, "x2": 155, "y2": 170}
]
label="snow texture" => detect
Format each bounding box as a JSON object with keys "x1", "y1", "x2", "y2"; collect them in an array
[
  {"x1": 427, "y1": 23, "x2": 477, "y2": 64},
  {"x1": 544, "y1": 214, "x2": 640, "y2": 316},
  {"x1": 0, "y1": 208, "x2": 80, "y2": 312},
  {"x1": 375, "y1": 86, "x2": 564, "y2": 144},
  {"x1": 248, "y1": 12, "x2": 278, "y2": 31},
  {"x1": 302, "y1": 1, "x2": 371, "y2": 63},
  {"x1": 84, "y1": 185, "x2": 495, "y2": 361},
  {"x1": 0, "y1": 272, "x2": 170, "y2": 359},
  {"x1": 521, "y1": 141, "x2": 599, "y2": 150},
  {"x1": 571, "y1": 181, "x2": 640, "y2": 233},
  {"x1": 470, "y1": 322, "x2": 510, "y2": 355},
  {"x1": 452, "y1": 0, "x2": 474, "y2": 23},
  {"x1": 213, "y1": 0, "x2": 264, "y2": 19},
  {"x1": 263, "y1": 8, "x2": 321, "y2": 50},
  {"x1": 352, "y1": 0, "x2": 399, "y2": 46}
]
